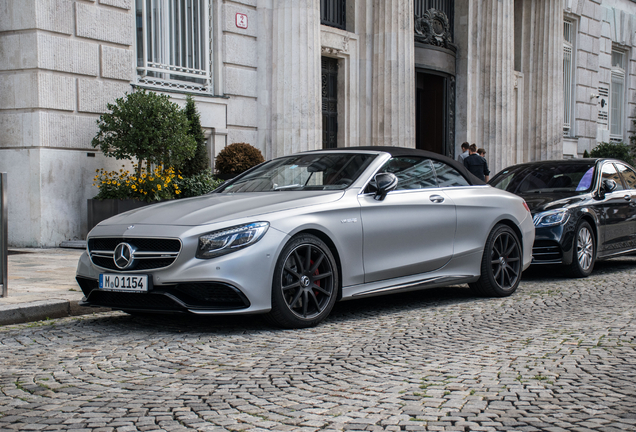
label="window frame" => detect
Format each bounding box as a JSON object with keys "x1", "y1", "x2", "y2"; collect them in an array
[
  {"x1": 563, "y1": 18, "x2": 576, "y2": 137},
  {"x1": 610, "y1": 48, "x2": 627, "y2": 143},
  {"x1": 135, "y1": 0, "x2": 213, "y2": 94}
]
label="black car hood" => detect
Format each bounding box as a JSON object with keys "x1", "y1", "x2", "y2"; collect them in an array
[{"x1": 517, "y1": 192, "x2": 589, "y2": 214}]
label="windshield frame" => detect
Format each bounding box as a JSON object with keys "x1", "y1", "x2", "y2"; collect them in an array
[
  {"x1": 489, "y1": 161, "x2": 599, "y2": 195},
  {"x1": 214, "y1": 152, "x2": 379, "y2": 194}
]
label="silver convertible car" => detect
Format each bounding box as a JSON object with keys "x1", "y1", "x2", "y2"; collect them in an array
[{"x1": 76, "y1": 147, "x2": 534, "y2": 328}]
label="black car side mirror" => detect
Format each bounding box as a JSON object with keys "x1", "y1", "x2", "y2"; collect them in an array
[
  {"x1": 374, "y1": 173, "x2": 398, "y2": 201},
  {"x1": 603, "y1": 179, "x2": 618, "y2": 193},
  {"x1": 596, "y1": 179, "x2": 618, "y2": 200}
]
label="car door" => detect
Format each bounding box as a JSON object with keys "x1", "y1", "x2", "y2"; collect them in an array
[
  {"x1": 596, "y1": 162, "x2": 633, "y2": 254},
  {"x1": 358, "y1": 156, "x2": 457, "y2": 283},
  {"x1": 615, "y1": 162, "x2": 636, "y2": 250}
]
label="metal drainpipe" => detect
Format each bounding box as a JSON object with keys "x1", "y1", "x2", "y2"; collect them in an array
[{"x1": 0, "y1": 172, "x2": 7, "y2": 298}]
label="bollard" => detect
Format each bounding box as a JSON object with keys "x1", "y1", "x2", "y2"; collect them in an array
[{"x1": 0, "y1": 172, "x2": 6, "y2": 298}]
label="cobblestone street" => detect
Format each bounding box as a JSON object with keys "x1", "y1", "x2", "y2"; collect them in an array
[{"x1": 1, "y1": 258, "x2": 636, "y2": 432}]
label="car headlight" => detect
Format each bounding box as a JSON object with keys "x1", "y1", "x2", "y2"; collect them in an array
[
  {"x1": 196, "y1": 222, "x2": 269, "y2": 259},
  {"x1": 533, "y1": 209, "x2": 569, "y2": 227}
]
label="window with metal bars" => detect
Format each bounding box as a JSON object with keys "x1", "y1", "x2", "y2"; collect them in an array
[
  {"x1": 321, "y1": 0, "x2": 346, "y2": 30},
  {"x1": 610, "y1": 49, "x2": 626, "y2": 142},
  {"x1": 135, "y1": 0, "x2": 212, "y2": 93},
  {"x1": 563, "y1": 19, "x2": 574, "y2": 136}
]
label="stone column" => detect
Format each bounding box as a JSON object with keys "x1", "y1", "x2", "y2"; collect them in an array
[
  {"x1": 518, "y1": 0, "x2": 564, "y2": 162},
  {"x1": 270, "y1": 0, "x2": 322, "y2": 158},
  {"x1": 371, "y1": 0, "x2": 415, "y2": 147},
  {"x1": 468, "y1": 0, "x2": 516, "y2": 174}
]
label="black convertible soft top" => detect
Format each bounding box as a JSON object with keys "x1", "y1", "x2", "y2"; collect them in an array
[{"x1": 319, "y1": 146, "x2": 486, "y2": 186}]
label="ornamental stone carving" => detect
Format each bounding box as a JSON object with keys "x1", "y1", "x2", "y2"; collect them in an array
[{"x1": 414, "y1": 9, "x2": 456, "y2": 52}]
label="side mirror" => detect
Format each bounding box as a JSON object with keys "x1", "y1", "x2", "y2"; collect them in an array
[
  {"x1": 602, "y1": 179, "x2": 618, "y2": 193},
  {"x1": 596, "y1": 179, "x2": 617, "y2": 200},
  {"x1": 374, "y1": 173, "x2": 398, "y2": 201}
]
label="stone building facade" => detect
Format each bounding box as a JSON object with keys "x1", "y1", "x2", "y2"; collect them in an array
[{"x1": 1, "y1": 0, "x2": 636, "y2": 247}]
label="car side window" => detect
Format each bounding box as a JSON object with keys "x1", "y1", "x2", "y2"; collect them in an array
[
  {"x1": 375, "y1": 157, "x2": 438, "y2": 191},
  {"x1": 432, "y1": 161, "x2": 471, "y2": 187},
  {"x1": 601, "y1": 163, "x2": 625, "y2": 191},
  {"x1": 615, "y1": 163, "x2": 636, "y2": 190}
]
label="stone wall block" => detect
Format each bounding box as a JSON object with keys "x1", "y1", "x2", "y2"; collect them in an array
[
  {"x1": 99, "y1": 0, "x2": 132, "y2": 10},
  {"x1": 40, "y1": 112, "x2": 100, "y2": 148},
  {"x1": 224, "y1": 34, "x2": 258, "y2": 68},
  {"x1": 227, "y1": 96, "x2": 257, "y2": 127},
  {"x1": 36, "y1": 0, "x2": 73, "y2": 34},
  {"x1": 38, "y1": 33, "x2": 99, "y2": 76},
  {"x1": 78, "y1": 78, "x2": 130, "y2": 113},
  {"x1": 0, "y1": 33, "x2": 38, "y2": 70},
  {"x1": 224, "y1": 66, "x2": 257, "y2": 98},
  {"x1": 76, "y1": 2, "x2": 133, "y2": 46},
  {"x1": 38, "y1": 73, "x2": 76, "y2": 111},
  {"x1": 101, "y1": 45, "x2": 134, "y2": 81}
]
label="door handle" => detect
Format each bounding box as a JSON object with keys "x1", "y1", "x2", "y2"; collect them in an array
[
  {"x1": 624, "y1": 195, "x2": 632, "y2": 201},
  {"x1": 430, "y1": 195, "x2": 444, "y2": 203}
]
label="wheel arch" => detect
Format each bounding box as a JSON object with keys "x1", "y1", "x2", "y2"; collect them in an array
[{"x1": 293, "y1": 228, "x2": 343, "y2": 301}]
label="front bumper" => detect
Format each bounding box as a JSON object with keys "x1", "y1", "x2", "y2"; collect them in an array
[
  {"x1": 531, "y1": 224, "x2": 574, "y2": 265},
  {"x1": 75, "y1": 226, "x2": 290, "y2": 315}
]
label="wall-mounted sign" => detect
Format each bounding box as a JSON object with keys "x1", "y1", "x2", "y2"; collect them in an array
[
  {"x1": 236, "y1": 13, "x2": 248, "y2": 29},
  {"x1": 598, "y1": 86, "x2": 609, "y2": 129}
]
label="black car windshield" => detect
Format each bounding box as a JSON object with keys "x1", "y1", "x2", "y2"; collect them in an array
[
  {"x1": 216, "y1": 153, "x2": 377, "y2": 193},
  {"x1": 490, "y1": 162, "x2": 596, "y2": 194}
]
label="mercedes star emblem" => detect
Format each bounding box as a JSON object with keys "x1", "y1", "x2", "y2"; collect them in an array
[{"x1": 113, "y1": 242, "x2": 135, "y2": 270}]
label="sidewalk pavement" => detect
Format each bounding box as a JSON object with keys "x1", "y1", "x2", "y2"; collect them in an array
[{"x1": 0, "y1": 245, "x2": 109, "y2": 326}]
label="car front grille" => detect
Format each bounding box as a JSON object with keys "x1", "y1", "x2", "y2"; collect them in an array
[
  {"x1": 79, "y1": 279, "x2": 250, "y2": 311},
  {"x1": 87, "y1": 237, "x2": 181, "y2": 271},
  {"x1": 532, "y1": 240, "x2": 563, "y2": 263}
]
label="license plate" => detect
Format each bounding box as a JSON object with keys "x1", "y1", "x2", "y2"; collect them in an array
[{"x1": 99, "y1": 274, "x2": 149, "y2": 292}]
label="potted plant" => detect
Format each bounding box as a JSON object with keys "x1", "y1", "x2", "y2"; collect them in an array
[{"x1": 88, "y1": 91, "x2": 222, "y2": 231}]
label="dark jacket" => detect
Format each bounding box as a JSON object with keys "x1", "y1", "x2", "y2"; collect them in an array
[{"x1": 464, "y1": 154, "x2": 490, "y2": 181}]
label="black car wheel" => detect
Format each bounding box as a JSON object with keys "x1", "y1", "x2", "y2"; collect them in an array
[
  {"x1": 566, "y1": 220, "x2": 595, "y2": 278},
  {"x1": 266, "y1": 234, "x2": 339, "y2": 328},
  {"x1": 470, "y1": 224, "x2": 522, "y2": 297}
]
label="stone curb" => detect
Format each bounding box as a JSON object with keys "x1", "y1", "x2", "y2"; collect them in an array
[{"x1": 0, "y1": 300, "x2": 109, "y2": 326}]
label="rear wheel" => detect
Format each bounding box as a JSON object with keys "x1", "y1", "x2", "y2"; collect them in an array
[
  {"x1": 470, "y1": 224, "x2": 522, "y2": 297},
  {"x1": 565, "y1": 220, "x2": 595, "y2": 278},
  {"x1": 266, "y1": 234, "x2": 339, "y2": 328}
]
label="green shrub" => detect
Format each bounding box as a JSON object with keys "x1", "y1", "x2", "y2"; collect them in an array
[
  {"x1": 174, "y1": 169, "x2": 224, "y2": 198},
  {"x1": 589, "y1": 142, "x2": 634, "y2": 166},
  {"x1": 215, "y1": 143, "x2": 265, "y2": 177},
  {"x1": 180, "y1": 95, "x2": 209, "y2": 177},
  {"x1": 92, "y1": 90, "x2": 197, "y2": 179}
]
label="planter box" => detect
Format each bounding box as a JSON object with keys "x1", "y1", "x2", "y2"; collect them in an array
[{"x1": 87, "y1": 198, "x2": 151, "y2": 233}]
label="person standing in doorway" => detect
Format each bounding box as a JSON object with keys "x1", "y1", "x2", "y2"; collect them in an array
[
  {"x1": 457, "y1": 142, "x2": 470, "y2": 164},
  {"x1": 464, "y1": 144, "x2": 490, "y2": 182}
]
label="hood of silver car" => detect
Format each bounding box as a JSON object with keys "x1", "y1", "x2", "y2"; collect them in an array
[{"x1": 97, "y1": 191, "x2": 346, "y2": 226}]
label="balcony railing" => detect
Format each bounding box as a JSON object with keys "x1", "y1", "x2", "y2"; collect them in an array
[{"x1": 321, "y1": 0, "x2": 346, "y2": 30}]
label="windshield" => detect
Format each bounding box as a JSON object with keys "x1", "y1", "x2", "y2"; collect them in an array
[
  {"x1": 490, "y1": 162, "x2": 597, "y2": 194},
  {"x1": 216, "y1": 153, "x2": 377, "y2": 193}
]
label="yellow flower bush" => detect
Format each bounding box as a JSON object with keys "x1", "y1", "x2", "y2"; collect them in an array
[{"x1": 93, "y1": 164, "x2": 181, "y2": 202}]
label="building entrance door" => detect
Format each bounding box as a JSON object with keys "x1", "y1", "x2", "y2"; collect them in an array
[{"x1": 416, "y1": 71, "x2": 447, "y2": 155}]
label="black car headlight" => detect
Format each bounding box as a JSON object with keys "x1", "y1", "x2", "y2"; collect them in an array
[
  {"x1": 196, "y1": 222, "x2": 269, "y2": 259},
  {"x1": 533, "y1": 209, "x2": 569, "y2": 227}
]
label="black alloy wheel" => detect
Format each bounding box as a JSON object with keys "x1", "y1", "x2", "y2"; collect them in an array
[
  {"x1": 470, "y1": 224, "x2": 522, "y2": 297},
  {"x1": 266, "y1": 234, "x2": 339, "y2": 328},
  {"x1": 565, "y1": 220, "x2": 595, "y2": 278}
]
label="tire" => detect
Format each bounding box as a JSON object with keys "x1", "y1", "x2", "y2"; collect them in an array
[
  {"x1": 470, "y1": 224, "x2": 522, "y2": 297},
  {"x1": 265, "y1": 234, "x2": 339, "y2": 328},
  {"x1": 565, "y1": 220, "x2": 595, "y2": 278}
]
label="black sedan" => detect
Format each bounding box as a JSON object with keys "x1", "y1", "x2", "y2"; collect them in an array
[{"x1": 489, "y1": 158, "x2": 636, "y2": 277}]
